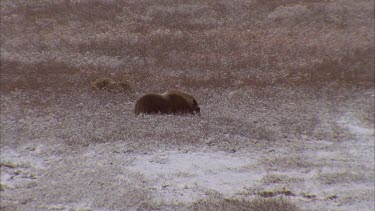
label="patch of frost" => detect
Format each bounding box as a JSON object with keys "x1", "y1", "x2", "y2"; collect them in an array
[
  {"x1": 337, "y1": 112, "x2": 374, "y2": 137},
  {"x1": 128, "y1": 151, "x2": 264, "y2": 201},
  {"x1": 0, "y1": 146, "x2": 46, "y2": 169}
]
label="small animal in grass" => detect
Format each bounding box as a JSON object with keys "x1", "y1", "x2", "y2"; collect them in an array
[
  {"x1": 134, "y1": 90, "x2": 200, "y2": 116},
  {"x1": 91, "y1": 78, "x2": 133, "y2": 93}
]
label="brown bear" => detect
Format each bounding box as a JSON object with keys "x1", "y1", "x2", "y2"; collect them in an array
[
  {"x1": 134, "y1": 90, "x2": 200, "y2": 116},
  {"x1": 91, "y1": 78, "x2": 133, "y2": 93}
]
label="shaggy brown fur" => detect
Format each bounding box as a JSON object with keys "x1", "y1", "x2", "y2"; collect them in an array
[
  {"x1": 134, "y1": 90, "x2": 200, "y2": 116},
  {"x1": 92, "y1": 78, "x2": 132, "y2": 93}
]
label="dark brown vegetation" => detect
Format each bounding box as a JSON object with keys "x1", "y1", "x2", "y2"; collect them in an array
[
  {"x1": 1, "y1": 0, "x2": 373, "y2": 95},
  {"x1": 189, "y1": 196, "x2": 299, "y2": 211},
  {"x1": 139, "y1": 196, "x2": 300, "y2": 211},
  {"x1": 134, "y1": 90, "x2": 200, "y2": 116}
]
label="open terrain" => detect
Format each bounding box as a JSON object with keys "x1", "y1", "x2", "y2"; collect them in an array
[{"x1": 1, "y1": 0, "x2": 374, "y2": 210}]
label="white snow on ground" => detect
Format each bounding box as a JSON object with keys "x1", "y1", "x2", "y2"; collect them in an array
[
  {"x1": 123, "y1": 112, "x2": 374, "y2": 209},
  {"x1": 0, "y1": 146, "x2": 46, "y2": 169},
  {"x1": 1, "y1": 111, "x2": 374, "y2": 210},
  {"x1": 0, "y1": 145, "x2": 47, "y2": 189},
  {"x1": 127, "y1": 151, "x2": 264, "y2": 202},
  {"x1": 338, "y1": 112, "x2": 374, "y2": 137}
]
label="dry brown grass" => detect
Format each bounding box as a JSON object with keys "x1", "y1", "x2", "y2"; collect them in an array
[
  {"x1": 139, "y1": 195, "x2": 300, "y2": 211},
  {"x1": 261, "y1": 174, "x2": 304, "y2": 185},
  {"x1": 1, "y1": 0, "x2": 373, "y2": 147},
  {"x1": 1, "y1": 0, "x2": 373, "y2": 94},
  {"x1": 188, "y1": 196, "x2": 300, "y2": 211},
  {"x1": 0, "y1": 60, "x2": 81, "y2": 92},
  {"x1": 317, "y1": 169, "x2": 373, "y2": 185},
  {"x1": 263, "y1": 154, "x2": 311, "y2": 168},
  {"x1": 1, "y1": 0, "x2": 374, "y2": 210}
]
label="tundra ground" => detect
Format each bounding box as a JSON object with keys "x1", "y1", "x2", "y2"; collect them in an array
[{"x1": 1, "y1": 0, "x2": 374, "y2": 210}]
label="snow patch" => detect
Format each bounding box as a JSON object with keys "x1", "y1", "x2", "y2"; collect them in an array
[
  {"x1": 0, "y1": 145, "x2": 47, "y2": 190},
  {"x1": 128, "y1": 151, "x2": 263, "y2": 202},
  {"x1": 338, "y1": 112, "x2": 374, "y2": 137},
  {"x1": 0, "y1": 146, "x2": 46, "y2": 169}
]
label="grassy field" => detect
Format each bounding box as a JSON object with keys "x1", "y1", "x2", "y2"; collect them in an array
[{"x1": 1, "y1": 0, "x2": 374, "y2": 210}]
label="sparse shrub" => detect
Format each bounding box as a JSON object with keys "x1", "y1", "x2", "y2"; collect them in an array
[
  {"x1": 260, "y1": 155, "x2": 313, "y2": 171},
  {"x1": 257, "y1": 188, "x2": 295, "y2": 198},
  {"x1": 190, "y1": 196, "x2": 299, "y2": 211}
]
